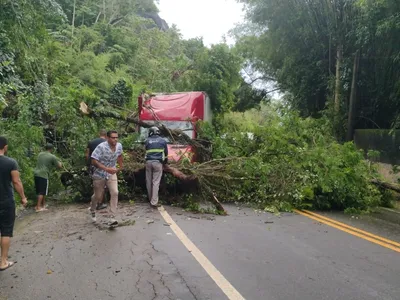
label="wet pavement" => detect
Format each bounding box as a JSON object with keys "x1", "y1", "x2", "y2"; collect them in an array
[
  {"x1": 0, "y1": 204, "x2": 224, "y2": 300},
  {"x1": 0, "y1": 203, "x2": 399, "y2": 300}
]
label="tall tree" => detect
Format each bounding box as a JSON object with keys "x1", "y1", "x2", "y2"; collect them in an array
[{"x1": 237, "y1": 0, "x2": 400, "y2": 132}]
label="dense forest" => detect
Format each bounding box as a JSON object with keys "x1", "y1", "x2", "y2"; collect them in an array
[
  {"x1": 1, "y1": 0, "x2": 399, "y2": 212},
  {"x1": 0, "y1": 0, "x2": 259, "y2": 194},
  {"x1": 236, "y1": 0, "x2": 400, "y2": 138}
]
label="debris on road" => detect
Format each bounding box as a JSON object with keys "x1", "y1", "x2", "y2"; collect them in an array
[{"x1": 119, "y1": 219, "x2": 136, "y2": 227}]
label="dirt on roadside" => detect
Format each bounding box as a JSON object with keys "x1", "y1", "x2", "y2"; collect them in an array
[{"x1": 13, "y1": 202, "x2": 155, "y2": 242}]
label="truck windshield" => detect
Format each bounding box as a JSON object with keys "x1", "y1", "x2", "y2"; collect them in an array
[{"x1": 139, "y1": 121, "x2": 194, "y2": 143}]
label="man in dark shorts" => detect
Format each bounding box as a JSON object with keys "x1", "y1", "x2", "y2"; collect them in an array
[
  {"x1": 34, "y1": 143, "x2": 62, "y2": 212},
  {"x1": 85, "y1": 129, "x2": 107, "y2": 210},
  {"x1": 0, "y1": 136, "x2": 28, "y2": 271}
]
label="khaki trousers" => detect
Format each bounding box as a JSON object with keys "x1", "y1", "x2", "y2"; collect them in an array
[{"x1": 91, "y1": 174, "x2": 118, "y2": 216}]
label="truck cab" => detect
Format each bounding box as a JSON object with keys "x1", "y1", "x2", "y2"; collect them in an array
[{"x1": 137, "y1": 92, "x2": 212, "y2": 162}]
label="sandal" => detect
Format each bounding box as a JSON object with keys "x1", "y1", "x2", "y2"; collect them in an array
[
  {"x1": 35, "y1": 208, "x2": 48, "y2": 212},
  {"x1": 0, "y1": 261, "x2": 16, "y2": 271}
]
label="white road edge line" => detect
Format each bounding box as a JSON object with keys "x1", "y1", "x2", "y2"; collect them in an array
[{"x1": 158, "y1": 206, "x2": 246, "y2": 300}]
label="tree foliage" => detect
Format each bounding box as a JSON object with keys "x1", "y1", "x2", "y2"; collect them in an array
[
  {"x1": 237, "y1": 0, "x2": 400, "y2": 132},
  {"x1": 0, "y1": 0, "x2": 389, "y2": 212},
  {"x1": 201, "y1": 104, "x2": 382, "y2": 212},
  {"x1": 0, "y1": 0, "x2": 256, "y2": 200}
]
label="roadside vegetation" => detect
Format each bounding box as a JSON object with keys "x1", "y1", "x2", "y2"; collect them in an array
[
  {"x1": 2, "y1": 0, "x2": 400, "y2": 214},
  {"x1": 193, "y1": 104, "x2": 383, "y2": 213}
]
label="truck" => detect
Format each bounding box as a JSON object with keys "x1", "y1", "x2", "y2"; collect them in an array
[{"x1": 137, "y1": 91, "x2": 212, "y2": 162}]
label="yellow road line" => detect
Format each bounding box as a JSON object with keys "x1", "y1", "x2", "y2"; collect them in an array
[
  {"x1": 302, "y1": 209, "x2": 400, "y2": 248},
  {"x1": 158, "y1": 206, "x2": 245, "y2": 300},
  {"x1": 294, "y1": 209, "x2": 400, "y2": 253}
]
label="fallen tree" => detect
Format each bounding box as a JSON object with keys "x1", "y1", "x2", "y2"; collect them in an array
[
  {"x1": 78, "y1": 102, "x2": 225, "y2": 213},
  {"x1": 121, "y1": 147, "x2": 244, "y2": 215},
  {"x1": 71, "y1": 102, "x2": 387, "y2": 214},
  {"x1": 79, "y1": 102, "x2": 212, "y2": 160},
  {"x1": 371, "y1": 179, "x2": 400, "y2": 194}
]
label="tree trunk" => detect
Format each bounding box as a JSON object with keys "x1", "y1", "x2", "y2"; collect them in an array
[
  {"x1": 329, "y1": 34, "x2": 332, "y2": 75},
  {"x1": 103, "y1": 0, "x2": 106, "y2": 21},
  {"x1": 79, "y1": 102, "x2": 209, "y2": 150},
  {"x1": 95, "y1": 11, "x2": 101, "y2": 24},
  {"x1": 71, "y1": 0, "x2": 76, "y2": 37},
  {"x1": 371, "y1": 179, "x2": 400, "y2": 194},
  {"x1": 334, "y1": 44, "x2": 343, "y2": 113},
  {"x1": 79, "y1": 102, "x2": 142, "y2": 125},
  {"x1": 346, "y1": 50, "x2": 360, "y2": 141}
]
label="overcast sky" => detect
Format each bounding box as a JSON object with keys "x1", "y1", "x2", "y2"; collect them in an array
[
  {"x1": 156, "y1": 0, "x2": 245, "y2": 46},
  {"x1": 156, "y1": 1, "x2": 281, "y2": 97}
]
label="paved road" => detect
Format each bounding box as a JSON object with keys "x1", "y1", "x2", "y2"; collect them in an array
[{"x1": 0, "y1": 203, "x2": 399, "y2": 300}]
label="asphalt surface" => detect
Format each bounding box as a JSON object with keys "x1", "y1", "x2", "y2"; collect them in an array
[{"x1": 0, "y1": 203, "x2": 399, "y2": 300}]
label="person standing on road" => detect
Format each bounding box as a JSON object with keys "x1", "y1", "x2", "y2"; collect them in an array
[
  {"x1": 0, "y1": 136, "x2": 28, "y2": 271},
  {"x1": 34, "y1": 143, "x2": 62, "y2": 212},
  {"x1": 86, "y1": 129, "x2": 107, "y2": 211},
  {"x1": 145, "y1": 127, "x2": 168, "y2": 208},
  {"x1": 90, "y1": 130, "x2": 123, "y2": 225}
]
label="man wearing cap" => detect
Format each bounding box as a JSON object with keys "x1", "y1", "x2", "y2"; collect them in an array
[{"x1": 34, "y1": 143, "x2": 62, "y2": 212}]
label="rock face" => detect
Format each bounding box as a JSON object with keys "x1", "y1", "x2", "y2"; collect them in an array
[{"x1": 139, "y1": 12, "x2": 169, "y2": 31}]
